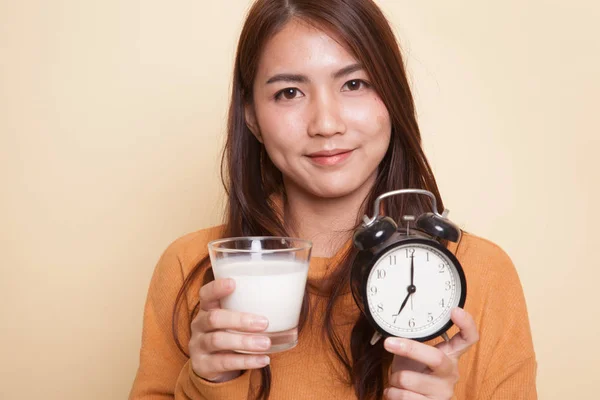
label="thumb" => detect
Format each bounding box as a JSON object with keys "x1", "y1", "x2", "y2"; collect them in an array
[{"x1": 436, "y1": 308, "x2": 479, "y2": 358}]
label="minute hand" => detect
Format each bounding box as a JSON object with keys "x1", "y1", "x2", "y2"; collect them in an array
[
  {"x1": 410, "y1": 253, "x2": 414, "y2": 286},
  {"x1": 410, "y1": 254, "x2": 415, "y2": 310}
]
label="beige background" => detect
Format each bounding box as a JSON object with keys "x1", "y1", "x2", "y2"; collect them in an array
[{"x1": 1, "y1": 0, "x2": 598, "y2": 398}]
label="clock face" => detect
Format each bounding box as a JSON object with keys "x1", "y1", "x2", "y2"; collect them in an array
[{"x1": 365, "y1": 241, "x2": 464, "y2": 340}]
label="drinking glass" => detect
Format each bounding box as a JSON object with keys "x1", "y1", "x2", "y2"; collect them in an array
[{"x1": 207, "y1": 237, "x2": 312, "y2": 353}]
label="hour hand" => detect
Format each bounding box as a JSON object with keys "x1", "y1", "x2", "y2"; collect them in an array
[{"x1": 392, "y1": 291, "x2": 411, "y2": 322}]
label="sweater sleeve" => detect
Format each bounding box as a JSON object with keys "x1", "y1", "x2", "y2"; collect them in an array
[
  {"x1": 129, "y1": 235, "x2": 252, "y2": 399},
  {"x1": 174, "y1": 360, "x2": 252, "y2": 399},
  {"x1": 478, "y1": 357, "x2": 537, "y2": 399},
  {"x1": 471, "y1": 242, "x2": 538, "y2": 399}
]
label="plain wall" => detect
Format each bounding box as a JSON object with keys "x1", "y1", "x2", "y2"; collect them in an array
[{"x1": 1, "y1": 0, "x2": 598, "y2": 398}]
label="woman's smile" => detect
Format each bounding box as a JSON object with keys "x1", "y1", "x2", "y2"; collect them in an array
[{"x1": 305, "y1": 148, "x2": 355, "y2": 166}]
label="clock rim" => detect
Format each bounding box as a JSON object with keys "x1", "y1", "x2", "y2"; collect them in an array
[{"x1": 359, "y1": 237, "x2": 467, "y2": 343}]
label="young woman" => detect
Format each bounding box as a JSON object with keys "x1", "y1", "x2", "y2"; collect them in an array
[{"x1": 130, "y1": 0, "x2": 537, "y2": 399}]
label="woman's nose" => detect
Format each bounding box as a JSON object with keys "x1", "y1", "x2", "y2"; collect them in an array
[{"x1": 306, "y1": 91, "x2": 346, "y2": 138}]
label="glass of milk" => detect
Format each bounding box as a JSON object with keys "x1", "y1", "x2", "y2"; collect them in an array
[{"x1": 208, "y1": 237, "x2": 312, "y2": 353}]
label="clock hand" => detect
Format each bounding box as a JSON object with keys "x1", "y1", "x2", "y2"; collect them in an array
[
  {"x1": 392, "y1": 290, "x2": 411, "y2": 322},
  {"x1": 410, "y1": 252, "x2": 414, "y2": 286},
  {"x1": 410, "y1": 253, "x2": 415, "y2": 310}
]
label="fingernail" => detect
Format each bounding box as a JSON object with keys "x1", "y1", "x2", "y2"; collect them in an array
[
  {"x1": 252, "y1": 337, "x2": 271, "y2": 350},
  {"x1": 251, "y1": 317, "x2": 269, "y2": 329},
  {"x1": 386, "y1": 337, "x2": 406, "y2": 351},
  {"x1": 258, "y1": 356, "x2": 270, "y2": 366},
  {"x1": 223, "y1": 279, "x2": 234, "y2": 289},
  {"x1": 454, "y1": 307, "x2": 465, "y2": 317}
]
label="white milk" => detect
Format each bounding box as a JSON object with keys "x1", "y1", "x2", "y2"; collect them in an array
[{"x1": 213, "y1": 256, "x2": 309, "y2": 333}]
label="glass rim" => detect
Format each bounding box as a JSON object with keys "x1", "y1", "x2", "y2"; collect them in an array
[{"x1": 208, "y1": 236, "x2": 313, "y2": 254}]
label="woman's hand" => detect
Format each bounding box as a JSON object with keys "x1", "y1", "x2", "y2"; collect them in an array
[
  {"x1": 189, "y1": 278, "x2": 272, "y2": 383},
  {"x1": 383, "y1": 308, "x2": 479, "y2": 400}
]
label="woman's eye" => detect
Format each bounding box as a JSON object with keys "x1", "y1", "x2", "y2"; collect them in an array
[
  {"x1": 275, "y1": 88, "x2": 303, "y2": 101},
  {"x1": 342, "y1": 79, "x2": 369, "y2": 91}
]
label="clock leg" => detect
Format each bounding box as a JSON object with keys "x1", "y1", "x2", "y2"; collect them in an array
[{"x1": 370, "y1": 331, "x2": 383, "y2": 345}]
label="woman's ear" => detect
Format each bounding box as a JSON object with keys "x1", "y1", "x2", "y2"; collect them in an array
[{"x1": 244, "y1": 104, "x2": 263, "y2": 143}]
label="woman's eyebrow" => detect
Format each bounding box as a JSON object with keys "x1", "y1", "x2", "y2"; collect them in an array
[
  {"x1": 266, "y1": 73, "x2": 308, "y2": 85},
  {"x1": 265, "y1": 63, "x2": 364, "y2": 85},
  {"x1": 332, "y1": 63, "x2": 363, "y2": 79}
]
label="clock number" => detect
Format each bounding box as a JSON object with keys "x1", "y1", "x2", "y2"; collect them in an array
[
  {"x1": 408, "y1": 318, "x2": 415, "y2": 328},
  {"x1": 389, "y1": 255, "x2": 397, "y2": 265},
  {"x1": 377, "y1": 303, "x2": 384, "y2": 313},
  {"x1": 376, "y1": 269, "x2": 386, "y2": 279},
  {"x1": 406, "y1": 248, "x2": 415, "y2": 258},
  {"x1": 427, "y1": 252, "x2": 430, "y2": 262},
  {"x1": 439, "y1": 298, "x2": 445, "y2": 308},
  {"x1": 445, "y1": 281, "x2": 451, "y2": 291},
  {"x1": 438, "y1": 263, "x2": 445, "y2": 273},
  {"x1": 370, "y1": 286, "x2": 378, "y2": 295},
  {"x1": 427, "y1": 313, "x2": 434, "y2": 323}
]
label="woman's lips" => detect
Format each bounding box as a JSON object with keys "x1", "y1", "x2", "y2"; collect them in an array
[{"x1": 306, "y1": 149, "x2": 354, "y2": 166}]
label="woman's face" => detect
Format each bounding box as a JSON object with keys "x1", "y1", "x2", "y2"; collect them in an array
[{"x1": 246, "y1": 19, "x2": 391, "y2": 200}]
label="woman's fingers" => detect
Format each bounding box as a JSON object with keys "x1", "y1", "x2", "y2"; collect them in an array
[
  {"x1": 190, "y1": 278, "x2": 274, "y2": 383},
  {"x1": 383, "y1": 308, "x2": 478, "y2": 398},
  {"x1": 383, "y1": 387, "x2": 427, "y2": 400},
  {"x1": 388, "y1": 369, "x2": 455, "y2": 399},
  {"x1": 193, "y1": 308, "x2": 269, "y2": 333},
  {"x1": 199, "y1": 278, "x2": 236, "y2": 310},
  {"x1": 196, "y1": 330, "x2": 271, "y2": 353},
  {"x1": 192, "y1": 353, "x2": 270, "y2": 382},
  {"x1": 384, "y1": 337, "x2": 454, "y2": 377},
  {"x1": 444, "y1": 307, "x2": 479, "y2": 357}
]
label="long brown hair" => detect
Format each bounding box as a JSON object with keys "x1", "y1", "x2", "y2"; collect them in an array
[{"x1": 173, "y1": 1, "x2": 445, "y2": 399}]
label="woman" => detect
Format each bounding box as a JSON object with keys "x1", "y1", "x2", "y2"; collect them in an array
[{"x1": 130, "y1": 0, "x2": 537, "y2": 399}]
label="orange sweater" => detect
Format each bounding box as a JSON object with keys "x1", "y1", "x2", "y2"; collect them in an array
[{"x1": 130, "y1": 226, "x2": 537, "y2": 399}]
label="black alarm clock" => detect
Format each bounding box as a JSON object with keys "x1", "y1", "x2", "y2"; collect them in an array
[{"x1": 351, "y1": 189, "x2": 466, "y2": 345}]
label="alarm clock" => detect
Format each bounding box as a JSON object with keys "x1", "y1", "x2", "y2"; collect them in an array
[{"x1": 350, "y1": 189, "x2": 466, "y2": 344}]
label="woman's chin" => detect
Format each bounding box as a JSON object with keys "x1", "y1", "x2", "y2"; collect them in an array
[
  {"x1": 284, "y1": 171, "x2": 378, "y2": 201},
  {"x1": 305, "y1": 181, "x2": 371, "y2": 200}
]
